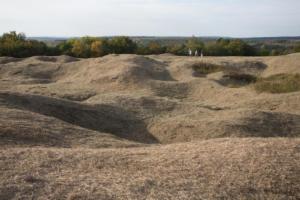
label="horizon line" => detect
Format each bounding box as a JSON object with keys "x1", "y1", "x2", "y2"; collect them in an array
[{"x1": 27, "y1": 35, "x2": 300, "y2": 39}]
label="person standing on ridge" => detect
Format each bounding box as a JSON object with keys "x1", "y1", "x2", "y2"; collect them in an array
[{"x1": 188, "y1": 49, "x2": 192, "y2": 56}]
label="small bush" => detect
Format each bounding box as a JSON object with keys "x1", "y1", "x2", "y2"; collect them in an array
[
  {"x1": 192, "y1": 62, "x2": 224, "y2": 76},
  {"x1": 254, "y1": 74, "x2": 300, "y2": 93}
]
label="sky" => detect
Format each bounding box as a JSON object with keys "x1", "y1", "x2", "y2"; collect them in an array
[{"x1": 1, "y1": 0, "x2": 300, "y2": 37}]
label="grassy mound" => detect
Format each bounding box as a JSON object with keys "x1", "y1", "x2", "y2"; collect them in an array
[
  {"x1": 192, "y1": 62, "x2": 224, "y2": 76},
  {"x1": 254, "y1": 74, "x2": 300, "y2": 93}
]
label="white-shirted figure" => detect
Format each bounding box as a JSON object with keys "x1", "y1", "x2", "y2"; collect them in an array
[
  {"x1": 195, "y1": 50, "x2": 198, "y2": 56},
  {"x1": 188, "y1": 49, "x2": 192, "y2": 56},
  {"x1": 201, "y1": 51, "x2": 204, "y2": 58}
]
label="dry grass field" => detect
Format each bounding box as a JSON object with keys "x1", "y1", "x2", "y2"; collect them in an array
[{"x1": 0, "y1": 53, "x2": 300, "y2": 199}]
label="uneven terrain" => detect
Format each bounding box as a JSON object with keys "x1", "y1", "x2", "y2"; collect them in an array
[{"x1": 0, "y1": 53, "x2": 300, "y2": 199}]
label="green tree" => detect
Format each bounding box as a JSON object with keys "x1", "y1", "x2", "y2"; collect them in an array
[
  {"x1": 109, "y1": 36, "x2": 137, "y2": 54},
  {"x1": 166, "y1": 44, "x2": 186, "y2": 55},
  {"x1": 259, "y1": 45, "x2": 271, "y2": 56},
  {"x1": 1, "y1": 31, "x2": 25, "y2": 42},
  {"x1": 294, "y1": 43, "x2": 300, "y2": 52},
  {"x1": 216, "y1": 38, "x2": 230, "y2": 46},
  {"x1": 205, "y1": 39, "x2": 230, "y2": 56},
  {"x1": 186, "y1": 37, "x2": 204, "y2": 52},
  {"x1": 205, "y1": 38, "x2": 255, "y2": 56},
  {"x1": 0, "y1": 31, "x2": 48, "y2": 57},
  {"x1": 147, "y1": 41, "x2": 166, "y2": 54},
  {"x1": 57, "y1": 41, "x2": 73, "y2": 55}
]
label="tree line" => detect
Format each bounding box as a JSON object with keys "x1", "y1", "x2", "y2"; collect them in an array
[{"x1": 0, "y1": 31, "x2": 299, "y2": 58}]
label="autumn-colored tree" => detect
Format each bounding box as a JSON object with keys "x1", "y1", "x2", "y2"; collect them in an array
[
  {"x1": 71, "y1": 40, "x2": 90, "y2": 58},
  {"x1": 90, "y1": 40, "x2": 108, "y2": 57}
]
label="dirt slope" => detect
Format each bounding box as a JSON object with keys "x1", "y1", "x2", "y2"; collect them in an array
[{"x1": 0, "y1": 53, "x2": 300, "y2": 199}]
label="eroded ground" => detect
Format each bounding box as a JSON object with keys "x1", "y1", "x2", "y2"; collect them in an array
[{"x1": 0, "y1": 54, "x2": 299, "y2": 199}]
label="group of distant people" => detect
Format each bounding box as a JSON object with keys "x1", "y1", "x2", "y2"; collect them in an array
[{"x1": 188, "y1": 49, "x2": 203, "y2": 57}]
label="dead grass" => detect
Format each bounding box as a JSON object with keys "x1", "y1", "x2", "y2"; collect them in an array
[
  {"x1": 254, "y1": 73, "x2": 300, "y2": 93},
  {"x1": 0, "y1": 138, "x2": 299, "y2": 200}
]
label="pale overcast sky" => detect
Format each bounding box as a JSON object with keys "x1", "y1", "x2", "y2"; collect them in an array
[{"x1": 1, "y1": 0, "x2": 300, "y2": 37}]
